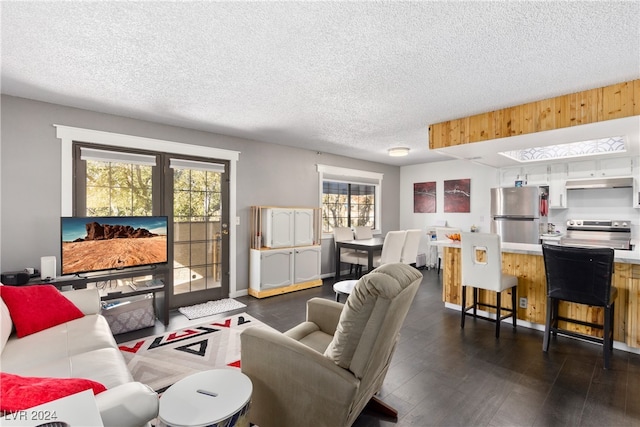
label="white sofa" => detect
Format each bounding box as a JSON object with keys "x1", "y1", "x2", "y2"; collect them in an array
[{"x1": 1, "y1": 287, "x2": 159, "y2": 427}]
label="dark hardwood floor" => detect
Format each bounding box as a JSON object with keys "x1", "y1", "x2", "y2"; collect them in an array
[{"x1": 116, "y1": 269, "x2": 640, "y2": 427}]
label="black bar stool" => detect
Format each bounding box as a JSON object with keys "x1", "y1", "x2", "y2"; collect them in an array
[{"x1": 541, "y1": 244, "x2": 617, "y2": 369}]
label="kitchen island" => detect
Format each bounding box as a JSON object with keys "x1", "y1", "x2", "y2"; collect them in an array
[{"x1": 435, "y1": 240, "x2": 640, "y2": 351}]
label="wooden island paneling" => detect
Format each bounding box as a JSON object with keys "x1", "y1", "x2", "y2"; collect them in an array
[{"x1": 441, "y1": 245, "x2": 640, "y2": 349}]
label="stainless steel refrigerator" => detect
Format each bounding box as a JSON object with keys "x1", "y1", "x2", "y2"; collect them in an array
[{"x1": 491, "y1": 187, "x2": 547, "y2": 244}]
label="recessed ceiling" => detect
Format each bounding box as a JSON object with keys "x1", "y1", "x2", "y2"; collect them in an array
[{"x1": 1, "y1": 2, "x2": 639, "y2": 166}]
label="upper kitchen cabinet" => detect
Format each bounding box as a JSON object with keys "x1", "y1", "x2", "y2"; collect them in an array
[
  {"x1": 566, "y1": 159, "x2": 596, "y2": 178},
  {"x1": 499, "y1": 165, "x2": 549, "y2": 187},
  {"x1": 598, "y1": 157, "x2": 634, "y2": 177},
  {"x1": 548, "y1": 163, "x2": 567, "y2": 209},
  {"x1": 499, "y1": 167, "x2": 524, "y2": 186},
  {"x1": 522, "y1": 164, "x2": 549, "y2": 185},
  {"x1": 567, "y1": 157, "x2": 634, "y2": 178}
]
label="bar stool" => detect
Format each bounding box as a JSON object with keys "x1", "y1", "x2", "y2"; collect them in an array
[
  {"x1": 460, "y1": 232, "x2": 517, "y2": 338},
  {"x1": 541, "y1": 244, "x2": 617, "y2": 369}
]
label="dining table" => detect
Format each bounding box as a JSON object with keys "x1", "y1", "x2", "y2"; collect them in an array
[{"x1": 335, "y1": 236, "x2": 385, "y2": 281}]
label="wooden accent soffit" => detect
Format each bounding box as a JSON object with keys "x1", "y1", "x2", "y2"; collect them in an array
[{"x1": 429, "y1": 79, "x2": 640, "y2": 150}]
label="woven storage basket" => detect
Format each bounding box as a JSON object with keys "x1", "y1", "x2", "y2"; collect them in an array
[{"x1": 102, "y1": 295, "x2": 155, "y2": 334}]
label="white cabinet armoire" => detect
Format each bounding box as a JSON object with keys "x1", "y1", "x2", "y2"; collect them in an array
[{"x1": 249, "y1": 206, "x2": 322, "y2": 298}]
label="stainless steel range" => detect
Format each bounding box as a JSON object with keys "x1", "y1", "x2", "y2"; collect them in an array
[{"x1": 560, "y1": 219, "x2": 631, "y2": 250}]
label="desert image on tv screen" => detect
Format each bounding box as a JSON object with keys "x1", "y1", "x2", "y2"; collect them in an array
[{"x1": 62, "y1": 217, "x2": 168, "y2": 275}]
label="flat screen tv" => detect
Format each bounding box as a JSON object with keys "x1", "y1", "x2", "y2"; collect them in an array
[{"x1": 61, "y1": 216, "x2": 168, "y2": 276}]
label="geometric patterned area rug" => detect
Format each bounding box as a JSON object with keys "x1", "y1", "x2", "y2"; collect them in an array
[
  {"x1": 118, "y1": 313, "x2": 272, "y2": 393},
  {"x1": 177, "y1": 298, "x2": 247, "y2": 320}
]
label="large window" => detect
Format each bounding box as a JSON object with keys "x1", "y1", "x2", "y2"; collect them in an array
[
  {"x1": 78, "y1": 147, "x2": 157, "y2": 216},
  {"x1": 317, "y1": 164, "x2": 383, "y2": 235},
  {"x1": 322, "y1": 181, "x2": 375, "y2": 233}
]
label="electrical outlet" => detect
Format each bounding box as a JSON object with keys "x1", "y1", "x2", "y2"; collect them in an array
[{"x1": 519, "y1": 297, "x2": 527, "y2": 309}]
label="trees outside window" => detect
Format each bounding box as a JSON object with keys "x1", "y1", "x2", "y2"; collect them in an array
[
  {"x1": 85, "y1": 161, "x2": 153, "y2": 216},
  {"x1": 322, "y1": 181, "x2": 375, "y2": 233}
]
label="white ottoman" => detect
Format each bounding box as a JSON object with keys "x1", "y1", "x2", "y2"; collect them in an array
[{"x1": 333, "y1": 279, "x2": 358, "y2": 302}]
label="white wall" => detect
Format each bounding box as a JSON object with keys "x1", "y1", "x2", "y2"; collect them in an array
[
  {"x1": 400, "y1": 159, "x2": 499, "y2": 256},
  {"x1": 400, "y1": 160, "x2": 638, "y2": 247},
  {"x1": 1, "y1": 95, "x2": 401, "y2": 291}
]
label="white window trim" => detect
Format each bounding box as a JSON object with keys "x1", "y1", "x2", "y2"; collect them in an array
[
  {"x1": 55, "y1": 124, "x2": 242, "y2": 297},
  {"x1": 316, "y1": 164, "x2": 383, "y2": 238}
]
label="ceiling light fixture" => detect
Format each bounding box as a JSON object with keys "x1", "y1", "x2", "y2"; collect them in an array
[{"x1": 388, "y1": 147, "x2": 410, "y2": 157}]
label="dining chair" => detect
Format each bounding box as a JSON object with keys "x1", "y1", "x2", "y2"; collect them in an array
[
  {"x1": 333, "y1": 227, "x2": 365, "y2": 276},
  {"x1": 435, "y1": 227, "x2": 460, "y2": 274},
  {"x1": 352, "y1": 226, "x2": 375, "y2": 274},
  {"x1": 541, "y1": 244, "x2": 617, "y2": 369},
  {"x1": 460, "y1": 232, "x2": 518, "y2": 338},
  {"x1": 372, "y1": 231, "x2": 407, "y2": 268},
  {"x1": 354, "y1": 226, "x2": 373, "y2": 240},
  {"x1": 400, "y1": 229, "x2": 423, "y2": 266}
]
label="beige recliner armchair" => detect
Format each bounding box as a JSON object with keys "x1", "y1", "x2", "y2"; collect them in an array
[{"x1": 240, "y1": 263, "x2": 422, "y2": 427}]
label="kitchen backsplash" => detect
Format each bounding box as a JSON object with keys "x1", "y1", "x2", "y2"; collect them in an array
[{"x1": 548, "y1": 187, "x2": 637, "y2": 238}]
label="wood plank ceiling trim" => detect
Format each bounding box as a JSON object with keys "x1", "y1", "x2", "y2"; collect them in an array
[{"x1": 428, "y1": 79, "x2": 640, "y2": 149}]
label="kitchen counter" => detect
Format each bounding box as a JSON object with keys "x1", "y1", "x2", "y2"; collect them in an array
[
  {"x1": 437, "y1": 239, "x2": 640, "y2": 350},
  {"x1": 540, "y1": 233, "x2": 563, "y2": 243},
  {"x1": 433, "y1": 240, "x2": 640, "y2": 264}
]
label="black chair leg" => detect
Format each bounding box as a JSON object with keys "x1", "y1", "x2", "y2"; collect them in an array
[
  {"x1": 610, "y1": 302, "x2": 615, "y2": 351},
  {"x1": 511, "y1": 288, "x2": 517, "y2": 329},
  {"x1": 495, "y1": 292, "x2": 501, "y2": 339},
  {"x1": 461, "y1": 285, "x2": 467, "y2": 329},
  {"x1": 543, "y1": 296, "x2": 552, "y2": 352},
  {"x1": 551, "y1": 299, "x2": 559, "y2": 336},
  {"x1": 473, "y1": 288, "x2": 478, "y2": 318},
  {"x1": 603, "y1": 305, "x2": 612, "y2": 369},
  {"x1": 437, "y1": 258, "x2": 441, "y2": 275}
]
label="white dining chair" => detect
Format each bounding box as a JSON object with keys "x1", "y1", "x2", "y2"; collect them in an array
[
  {"x1": 354, "y1": 226, "x2": 373, "y2": 240},
  {"x1": 401, "y1": 229, "x2": 423, "y2": 265},
  {"x1": 352, "y1": 226, "x2": 375, "y2": 273},
  {"x1": 372, "y1": 230, "x2": 407, "y2": 268},
  {"x1": 334, "y1": 227, "x2": 365, "y2": 276},
  {"x1": 436, "y1": 227, "x2": 460, "y2": 274}
]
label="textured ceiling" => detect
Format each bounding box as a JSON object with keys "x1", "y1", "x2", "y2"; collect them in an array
[{"x1": 2, "y1": 1, "x2": 639, "y2": 166}]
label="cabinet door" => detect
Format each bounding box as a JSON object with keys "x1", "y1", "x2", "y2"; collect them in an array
[
  {"x1": 294, "y1": 246, "x2": 321, "y2": 283},
  {"x1": 548, "y1": 164, "x2": 567, "y2": 208},
  {"x1": 500, "y1": 167, "x2": 523, "y2": 186},
  {"x1": 523, "y1": 164, "x2": 549, "y2": 185},
  {"x1": 567, "y1": 160, "x2": 597, "y2": 178},
  {"x1": 294, "y1": 209, "x2": 314, "y2": 246},
  {"x1": 265, "y1": 208, "x2": 294, "y2": 248},
  {"x1": 598, "y1": 157, "x2": 633, "y2": 177},
  {"x1": 260, "y1": 249, "x2": 294, "y2": 289}
]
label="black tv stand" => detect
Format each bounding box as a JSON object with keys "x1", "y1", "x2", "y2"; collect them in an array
[{"x1": 30, "y1": 266, "x2": 170, "y2": 325}]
